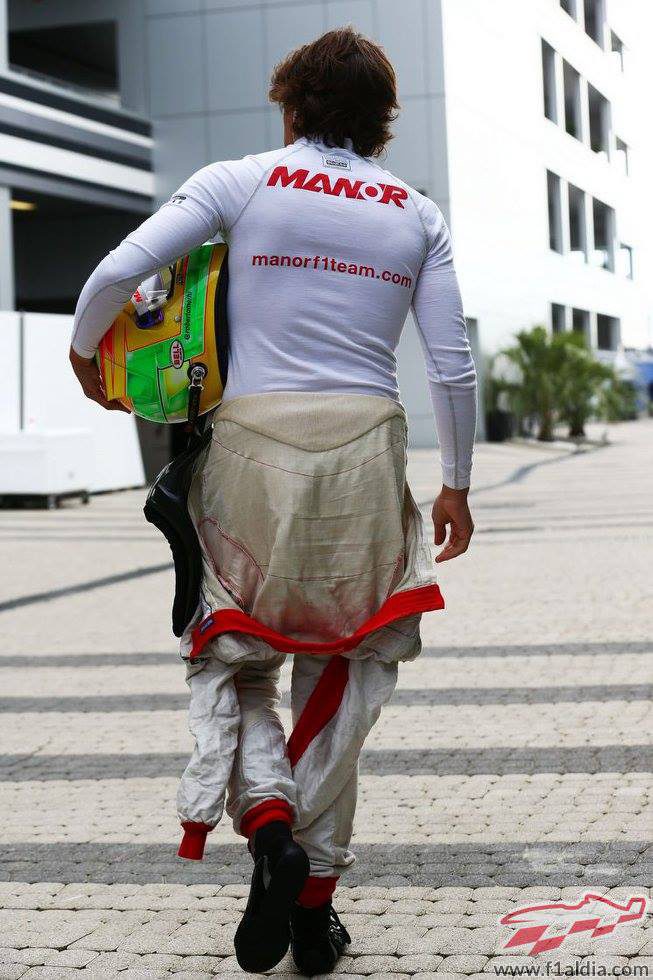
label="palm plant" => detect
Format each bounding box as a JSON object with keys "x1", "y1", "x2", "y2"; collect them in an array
[
  {"x1": 499, "y1": 326, "x2": 567, "y2": 441},
  {"x1": 495, "y1": 326, "x2": 632, "y2": 441},
  {"x1": 600, "y1": 376, "x2": 639, "y2": 422},
  {"x1": 553, "y1": 331, "x2": 614, "y2": 438}
]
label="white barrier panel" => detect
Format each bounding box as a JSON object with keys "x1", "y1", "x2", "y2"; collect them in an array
[
  {"x1": 0, "y1": 429, "x2": 94, "y2": 498},
  {"x1": 0, "y1": 312, "x2": 21, "y2": 433},
  {"x1": 20, "y1": 313, "x2": 145, "y2": 493}
]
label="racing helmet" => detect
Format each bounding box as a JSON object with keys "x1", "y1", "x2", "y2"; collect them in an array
[{"x1": 97, "y1": 243, "x2": 229, "y2": 423}]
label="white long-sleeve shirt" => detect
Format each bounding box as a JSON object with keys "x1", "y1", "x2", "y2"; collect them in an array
[{"x1": 73, "y1": 137, "x2": 477, "y2": 487}]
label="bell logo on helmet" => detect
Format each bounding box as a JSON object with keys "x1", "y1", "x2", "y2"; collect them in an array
[{"x1": 170, "y1": 339, "x2": 185, "y2": 369}]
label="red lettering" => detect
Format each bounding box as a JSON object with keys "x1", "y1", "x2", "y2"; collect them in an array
[
  {"x1": 303, "y1": 172, "x2": 333, "y2": 193},
  {"x1": 330, "y1": 177, "x2": 365, "y2": 199},
  {"x1": 267, "y1": 167, "x2": 410, "y2": 209},
  {"x1": 378, "y1": 183, "x2": 409, "y2": 208},
  {"x1": 267, "y1": 166, "x2": 309, "y2": 189}
]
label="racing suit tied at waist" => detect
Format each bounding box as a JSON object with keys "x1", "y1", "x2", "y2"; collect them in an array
[{"x1": 181, "y1": 391, "x2": 443, "y2": 666}]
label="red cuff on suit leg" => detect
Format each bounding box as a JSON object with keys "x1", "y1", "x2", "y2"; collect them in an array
[
  {"x1": 178, "y1": 821, "x2": 213, "y2": 860},
  {"x1": 297, "y1": 875, "x2": 338, "y2": 908},
  {"x1": 240, "y1": 798, "x2": 294, "y2": 839}
]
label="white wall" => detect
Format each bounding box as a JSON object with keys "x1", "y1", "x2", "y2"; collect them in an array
[
  {"x1": 2, "y1": 313, "x2": 145, "y2": 492},
  {"x1": 441, "y1": 0, "x2": 546, "y2": 356},
  {"x1": 611, "y1": 0, "x2": 653, "y2": 347},
  {"x1": 396, "y1": 313, "x2": 436, "y2": 447},
  {"x1": 441, "y1": 0, "x2": 652, "y2": 355},
  {"x1": 0, "y1": 311, "x2": 20, "y2": 431}
]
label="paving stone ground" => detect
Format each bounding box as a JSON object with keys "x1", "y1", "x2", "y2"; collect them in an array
[{"x1": 0, "y1": 419, "x2": 651, "y2": 978}]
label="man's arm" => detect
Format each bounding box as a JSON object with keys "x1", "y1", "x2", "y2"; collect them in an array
[
  {"x1": 69, "y1": 157, "x2": 263, "y2": 407},
  {"x1": 411, "y1": 202, "x2": 477, "y2": 561},
  {"x1": 69, "y1": 191, "x2": 221, "y2": 409},
  {"x1": 71, "y1": 181, "x2": 223, "y2": 360}
]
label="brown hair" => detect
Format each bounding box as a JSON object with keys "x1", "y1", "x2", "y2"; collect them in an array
[{"x1": 269, "y1": 27, "x2": 399, "y2": 158}]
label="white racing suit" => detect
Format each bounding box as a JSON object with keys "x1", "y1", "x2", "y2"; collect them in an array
[{"x1": 176, "y1": 392, "x2": 443, "y2": 891}]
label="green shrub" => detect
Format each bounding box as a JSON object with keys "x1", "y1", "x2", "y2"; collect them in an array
[
  {"x1": 553, "y1": 332, "x2": 613, "y2": 438},
  {"x1": 494, "y1": 326, "x2": 632, "y2": 440},
  {"x1": 601, "y1": 378, "x2": 639, "y2": 422}
]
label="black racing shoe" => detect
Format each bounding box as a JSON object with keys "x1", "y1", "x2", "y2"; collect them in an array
[
  {"x1": 234, "y1": 822, "x2": 310, "y2": 973},
  {"x1": 290, "y1": 900, "x2": 351, "y2": 976}
]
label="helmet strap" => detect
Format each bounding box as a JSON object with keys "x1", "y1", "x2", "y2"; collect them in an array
[{"x1": 184, "y1": 363, "x2": 208, "y2": 449}]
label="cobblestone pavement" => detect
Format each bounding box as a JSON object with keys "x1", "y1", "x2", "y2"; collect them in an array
[{"x1": 0, "y1": 419, "x2": 651, "y2": 978}]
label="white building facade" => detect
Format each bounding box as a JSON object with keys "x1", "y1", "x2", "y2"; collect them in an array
[
  {"x1": 441, "y1": 0, "x2": 650, "y2": 362},
  {"x1": 0, "y1": 0, "x2": 650, "y2": 453}
]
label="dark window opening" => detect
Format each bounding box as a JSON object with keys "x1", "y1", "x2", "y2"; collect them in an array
[
  {"x1": 9, "y1": 21, "x2": 119, "y2": 101},
  {"x1": 588, "y1": 83, "x2": 610, "y2": 156},
  {"x1": 597, "y1": 314, "x2": 619, "y2": 350},
  {"x1": 11, "y1": 191, "x2": 136, "y2": 314},
  {"x1": 572, "y1": 308, "x2": 590, "y2": 342},
  {"x1": 563, "y1": 60, "x2": 582, "y2": 139},
  {"x1": 592, "y1": 197, "x2": 615, "y2": 271},
  {"x1": 583, "y1": 0, "x2": 604, "y2": 47},
  {"x1": 551, "y1": 303, "x2": 566, "y2": 334},
  {"x1": 560, "y1": 0, "x2": 577, "y2": 17},
  {"x1": 542, "y1": 40, "x2": 558, "y2": 122},
  {"x1": 547, "y1": 171, "x2": 563, "y2": 253},
  {"x1": 568, "y1": 183, "x2": 586, "y2": 261}
]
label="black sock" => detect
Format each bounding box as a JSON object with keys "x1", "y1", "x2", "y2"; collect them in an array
[{"x1": 253, "y1": 820, "x2": 292, "y2": 868}]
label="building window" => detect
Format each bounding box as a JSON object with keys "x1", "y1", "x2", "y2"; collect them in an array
[
  {"x1": 588, "y1": 84, "x2": 610, "y2": 157},
  {"x1": 615, "y1": 137, "x2": 629, "y2": 176},
  {"x1": 551, "y1": 303, "x2": 567, "y2": 333},
  {"x1": 592, "y1": 198, "x2": 615, "y2": 270},
  {"x1": 610, "y1": 30, "x2": 625, "y2": 71},
  {"x1": 583, "y1": 0, "x2": 605, "y2": 47},
  {"x1": 542, "y1": 40, "x2": 558, "y2": 122},
  {"x1": 560, "y1": 0, "x2": 578, "y2": 17},
  {"x1": 9, "y1": 21, "x2": 119, "y2": 101},
  {"x1": 563, "y1": 61, "x2": 582, "y2": 140},
  {"x1": 547, "y1": 171, "x2": 564, "y2": 253},
  {"x1": 597, "y1": 314, "x2": 619, "y2": 350},
  {"x1": 572, "y1": 308, "x2": 590, "y2": 343},
  {"x1": 618, "y1": 243, "x2": 634, "y2": 279},
  {"x1": 568, "y1": 183, "x2": 587, "y2": 261}
]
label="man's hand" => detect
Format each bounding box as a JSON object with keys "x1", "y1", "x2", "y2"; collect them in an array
[
  {"x1": 69, "y1": 347, "x2": 130, "y2": 412},
  {"x1": 432, "y1": 485, "x2": 474, "y2": 563}
]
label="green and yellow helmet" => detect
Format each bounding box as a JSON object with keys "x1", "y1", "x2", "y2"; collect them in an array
[{"x1": 97, "y1": 244, "x2": 229, "y2": 423}]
